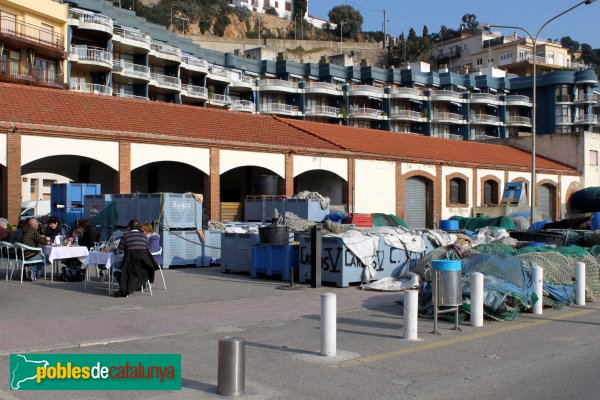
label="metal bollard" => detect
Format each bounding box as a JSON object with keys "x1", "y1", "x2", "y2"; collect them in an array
[
  {"x1": 321, "y1": 293, "x2": 336, "y2": 357},
  {"x1": 310, "y1": 225, "x2": 322, "y2": 288},
  {"x1": 532, "y1": 266, "x2": 543, "y2": 315},
  {"x1": 403, "y1": 289, "x2": 419, "y2": 340},
  {"x1": 217, "y1": 336, "x2": 245, "y2": 397},
  {"x1": 575, "y1": 262, "x2": 586, "y2": 306},
  {"x1": 470, "y1": 272, "x2": 484, "y2": 327}
]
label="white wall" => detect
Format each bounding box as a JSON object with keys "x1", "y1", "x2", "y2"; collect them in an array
[
  {"x1": 21, "y1": 172, "x2": 70, "y2": 202},
  {"x1": 21, "y1": 136, "x2": 119, "y2": 171},
  {"x1": 584, "y1": 132, "x2": 600, "y2": 187},
  {"x1": 293, "y1": 155, "x2": 347, "y2": 180},
  {"x1": 131, "y1": 143, "x2": 209, "y2": 175},
  {"x1": 220, "y1": 150, "x2": 285, "y2": 177},
  {"x1": 0, "y1": 133, "x2": 6, "y2": 167},
  {"x1": 441, "y1": 166, "x2": 473, "y2": 220},
  {"x1": 401, "y1": 162, "x2": 436, "y2": 177},
  {"x1": 354, "y1": 159, "x2": 395, "y2": 214}
]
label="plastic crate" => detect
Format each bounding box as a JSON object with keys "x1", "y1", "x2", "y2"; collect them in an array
[
  {"x1": 244, "y1": 197, "x2": 286, "y2": 221},
  {"x1": 113, "y1": 193, "x2": 202, "y2": 229},
  {"x1": 202, "y1": 230, "x2": 222, "y2": 264},
  {"x1": 251, "y1": 244, "x2": 299, "y2": 281},
  {"x1": 220, "y1": 232, "x2": 260, "y2": 273},
  {"x1": 51, "y1": 183, "x2": 102, "y2": 208},
  {"x1": 160, "y1": 229, "x2": 205, "y2": 269},
  {"x1": 285, "y1": 199, "x2": 330, "y2": 222},
  {"x1": 84, "y1": 194, "x2": 113, "y2": 219},
  {"x1": 54, "y1": 207, "x2": 84, "y2": 225}
]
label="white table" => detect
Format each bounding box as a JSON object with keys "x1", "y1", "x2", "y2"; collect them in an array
[
  {"x1": 42, "y1": 245, "x2": 90, "y2": 283},
  {"x1": 83, "y1": 251, "x2": 116, "y2": 294}
]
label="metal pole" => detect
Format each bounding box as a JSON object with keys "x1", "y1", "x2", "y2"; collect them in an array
[
  {"x1": 403, "y1": 289, "x2": 418, "y2": 340},
  {"x1": 321, "y1": 293, "x2": 336, "y2": 357},
  {"x1": 217, "y1": 336, "x2": 246, "y2": 397},
  {"x1": 575, "y1": 262, "x2": 586, "y2": 305},
  {"x1": 532, "y1": 266, "x2": 543, "y2": 315},
  {"x1": 310, "y1": 225, "x2": 322, "y2": 288},
  {"x1": 340, "y1": 22, "x2": 343, "y2": 54},
  {"x1": 470, "y1": 272, "x2": 484, "y2": 327}
]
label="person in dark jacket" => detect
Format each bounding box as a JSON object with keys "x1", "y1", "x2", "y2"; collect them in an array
[
  {"x1": 78, "y1": 219, "x2": 100, "y2": 249},
  {"x1": 43, "y1": 217, "x2": 69, "y2": 243},
  {"x1": 114, "y1": 220, "x2": 158, "y2": 297}
]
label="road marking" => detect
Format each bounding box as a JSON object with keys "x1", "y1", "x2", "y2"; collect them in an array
[{"x1": 338, "y1": 308, "x2": 597, "y2": 368}]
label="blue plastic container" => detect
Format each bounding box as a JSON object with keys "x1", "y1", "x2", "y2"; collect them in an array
[
  {"x1": 431, "y1": 259, "x2": 462, "y2": 271},
  {"x1": 591, "y1": 212, "x2": 600, "y2": 231},
  {"x1": 220, "y1": 232, "x2": 260, "y2": 273},
  {"x1": 51, "y1": 183, "x2": 102, "y2": 224},
  {"x1": 439, "y1": 220, "x2": 459, "y2": 231},
  {"x1": 251, "y1": 244, "x2": 299, "y2": 281},
  {"x1": 527, "y1": 242, "x2": 546, "y2": 247}
]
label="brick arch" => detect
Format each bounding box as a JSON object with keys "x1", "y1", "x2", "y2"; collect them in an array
[
  {"x1": 565, "y1": 181, "x2": 581, "y2": 215},
  {"x1": 480, "y1": 175, "x2": 502, "y2": 206},
  {"x1": 396, "y1": 169, "x2": 437, "y2": 229},
  {"x1": 511, "y1": 177, "x2": 530, "y2": 203},
  {"x1": 446, "y1": 172, "x2": 470, "y2": 206},
  {"x1": 536, "y1": 179, "x2": 559, "y2": 220}
]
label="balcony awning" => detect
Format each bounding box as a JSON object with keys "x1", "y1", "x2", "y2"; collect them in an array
[
  {"x1": 450, "y1": 101, "x2": 463, "y2": 107},
  {"x1": 409, "y1": 99, "x2": 423, "y2": 104},
  {"x1": 289, "y1": 73, "x2": 304, "y2": 79}
]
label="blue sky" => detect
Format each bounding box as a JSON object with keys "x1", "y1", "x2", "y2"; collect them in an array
[{"x1": 309, "y1": 0, "x2": 600, "y2": 47}]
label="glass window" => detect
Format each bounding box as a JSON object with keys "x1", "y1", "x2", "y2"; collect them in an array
[
  {"x1": 483, "y1": 180, "x2": 499, "y2": 205},
  {"x1": 449, "y1": 178, "x2": 466, "y2": 205},
  {"x1": 590, "y1": 150, "x2": 599, "y2": 166}
]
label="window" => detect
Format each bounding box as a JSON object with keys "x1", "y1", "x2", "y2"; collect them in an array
[
  {"x1": 43, "y1": 179, "x2": 56, "y2": 188},
  {"x1": 555, "y1": 105, "x2": 572, "y2": 124},
  {"x1": 40, "y1": 23, "x2": 54, "y2": 44},
  {"x1": 555, "y1": 84, "x2": 572, "y2": 102},
  {"x1": 476, "y1": 58, "x2": 483, "y2": 66},
  {"x1": 449, "y1": 178, "x2": 467, "y2": 205},
  {"x1": 285, "y1": 2, "x2": 291, "y2": 11},
  {"x1": 590, "y1": 150, "x2": 599, "y2": 166},
  {"x1": 30, "y1": 178, "x2": 38, "y2": 194},
  {"x1": 35, "y1": 58, "x2": 56, "y2": 82},
  {"x1": 483, "y1": 180, "x2": 499, "y2": 205}
]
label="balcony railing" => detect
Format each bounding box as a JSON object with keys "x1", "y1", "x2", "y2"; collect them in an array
[
  {"x1": 304, "y1": 82, "x2": 341, "y2": 91},
  {"x1": 470, "y1": 93, "x2": 499, "y2": 102},
  {"x1": 150, "y1": 73, "x2": 181, "y2": 89},
  {"x1": 575, "y1": 94, "x2": 597, "y2": 104},
  {"x1": 432, "y1": 112, "x2": 465, "y2": 122},
  {"x1": 182, "y1": 56, "x2": 208, "y2": 70},
  {"x1": 0, "y1": 61, "x2": 64, "y2": 88},
  {"x1": 431, "y1": 90, "x2": 464, "y2": 101},
  {"x1": 0, "y1": 16, "x2": 64, "y2": 52},
  {"x1": 182, "y1": 84, "x2": 208, "y2": 98},
  {"x1": 348, "y1": 107, "x2": 386, "y2": 118},
  {"x1": 232, "y1": 75, "x2": 254, "y2": 84},
  {"x1": 113, "y1": 61, "x2": 150, "y2": 79},
  {"x1": 70, "y1": 82, "x2": 112, "y2": 96},
  {"x1": 114, "y1": 92, "x2": 148, "y2": 100},
  {"x1": 556, "y1": 95, "x2": 573, "y2": 103},
  {"x1": 261, "y1": 102, "x2": 299, "y2": 114},
  {"x1": 209, "y1": 66, "x2": 231, "y2": 79},
  {"x1": 575, "y1": 115, "x2": 598, "y2": 124},
  {"x1": 71, "y1": 46, "x2": 112, "y2": 67},
  {"x1": 391, "y1": 109, "x2": 423, "y2": 120},
  {"x1": 306, "y1": 105, "x2": 341, "y2": 117},
  {"x1": 507, "y1": 116, "x2": 532, "y2": 125},
  {"x1": 231, "y1": 100, "x2": 255, "y2": 112},
  {"x1": 432, "y1": 133, "x2": 463, "y2": 140},
  {"x1": 555, "y1": 116, "x2": 573, "y2": 124},
  {"x1": 470, "y1": 114, "x2": 500, "y2": 124},
  {"x1": 113, "y1": 27, "x2": 151, "y2": 46},
  {"x1": 209, "y1": 93, "x2": 232, "y2": 105},
  {"x1": 505, "y1": 95, "x2": 532, "y2": 105},
  {"x1": 259, "y1": 78, "x2": 297, "y2": 89},
  {"x1": 348, "y1": 85, "x2": 384, "y2": 96},
  {"x1": 390, "y1": 87, "x2": 421, "y2": 98},
  {"x1": 69, "y1": 9, "x2": 113, "y2": 30},
  {"x1": 150, "y1": 42, "x2": 181, "y2": 57}
]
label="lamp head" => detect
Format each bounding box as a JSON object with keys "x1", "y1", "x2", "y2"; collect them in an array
[{"x1": 477, "y1": 24, "x2": 492, "y2": 31}]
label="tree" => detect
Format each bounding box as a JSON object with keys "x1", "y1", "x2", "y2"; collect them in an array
[
  {"x1": 293, "y1": 0, "x2": 307, "y2": 22},
  {"x1": 461, "y1": 13, "x2": 478, "y2": 29},
  {"x1": 328, "y1": 5, "x2": 363, "y2": 39}
]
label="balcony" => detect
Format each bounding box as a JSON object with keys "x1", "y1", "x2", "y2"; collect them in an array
[
  {"x1": 390, "y1": 87, "x2": 424, "y2": 101},
  {"x1": 432, "y1": 133, "x2": 463, "y2": 140},
  {"x1": 70, "y1": 82, "x2": 112, "y2": 96},
  {"x1": 348, "y1": 106, "x2": 387, "y2": 120},
  {"x1": 390, "y1": 109, "x2": 425, "y2": 122},
  {"x1": 304, "y1": 82, "x2": 342, "y2": 96},
  {"x1": 149, "y1": 73, "x2": 181, "y2": 92},
  {"x1": 69, "y1": 9, "x2": 113, "y2": 36},
  {"x1": 260, "y1": 102, "x2": 301, "y2": 116},
  {"x1": 575, "y1": 115, "x2": 598, "y2": 124},
  {"x1": 0, "y1": 61, "x2": 64, "y2": 89},
  {"x1": 112, "y1": 61, "x2": 150, "y2": 81},
  {"x1": 507, "y1": 116, "x2": 532, "y2": 127},
  {"x1": 305, "y1": 105, "x2": 341, "y2": 118},
  {"x1": 0, "y1": 16, "x2": 65, "y2": 58},
  {"x1": 470, "y1": 93, "x2": 500, "y2": 105},
  {"x1": 258, "y1": 79, "x2": 298, "y2": 93},
  {"x1": 432, "y1": 112, "x2": 465, "y2": 124},
  {"x1": 470, "y1": 114, "x2": 501, "y2": 125},
  {"x1": 208, "y1": 93, "x2": 232, "y2": 107},
  {"x1": 207, "y1": 66, "x2": 232, "y2": 84},
  {"x1": 150, "y1": 42, "x2": 181, "y2": 63},
  {"x1": 181, "y1": 84, "x2": 208, "y2": 102},
  {"x1": 112, "y1": 27, "x2": 151, "y2": 53},
  {"x1": 505, "y1": 95, "x2": 532, "y2": 107},
  {"x1": 231, "y1": 100, "x2": 255, "y2": 113},
  {"x1": 575, "y1": 94, "x2": 598, "y2": 105},
  {"x1": 70, "y1": 46, "x2": 112, "y2": 71},
  {"x1": 431, "y1": 90, "x2": 465, "y2": 103},
  {"x1": 555, "y1": 116, "x2": 573, "y2": 125},
  {"x1": 230, "y1": 74, "x2": 254, "y2": 90},
  {"x1": 348, "y1": 85, "x2": 384, "y2": 98},
  {"x1": 114, "y1": 92, "x2": 148, "y2": 101},
  {"x1": 181, "y1": 56, "x2": 209, "y2": 73},
  {"x1": 475, "y1": 135, "x2": 500, "y2": 141}
]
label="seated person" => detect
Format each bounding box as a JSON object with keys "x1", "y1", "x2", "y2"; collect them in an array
[
  {"x1": 140, "y1": 222, "x2": 162, "y2": 266},
  {"x1": 19, "y1": 218, "x2": 48, "y2": 281},
  {"x1": 114, "y1": 220, "x2": 158, "y2": 297},
  {"x1": 43, "y1": 217, "x2": 69, "y2": 243},
  {"x1": 10, "y1": 220, "x2": 27, "y2": 244},
  {"x1": 77, "y1": 219, "x2": 100, "y2": 249}
]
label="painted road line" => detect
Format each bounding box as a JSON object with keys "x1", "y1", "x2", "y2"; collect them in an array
[{"x1": 338, "y1": 308, "x2": 597, "y2": 368}]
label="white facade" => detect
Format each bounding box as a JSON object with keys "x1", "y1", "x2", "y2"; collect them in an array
[
  {"x1": 229, "y1": 0, "x2": 294, "y2": 19},
  {"x1": 21, "y1": 173, "x2": 70, "y2": 202}
]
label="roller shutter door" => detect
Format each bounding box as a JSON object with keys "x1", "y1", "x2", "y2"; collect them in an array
[{"x1": 404, "y1": 177, "x2": 427, "y2": 228}]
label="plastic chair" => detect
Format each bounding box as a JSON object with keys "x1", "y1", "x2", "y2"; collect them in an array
[
  {"x1": 13, "y1": 243, "x2": 49, "y2": 284},
  {"x1": 0, "y1": 241, "x2": 17, "y2": 281},
  {"x1": 150, "y1": 247, "x2": 166, "y2": 291}
]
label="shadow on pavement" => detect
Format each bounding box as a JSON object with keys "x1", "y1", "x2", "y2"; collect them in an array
[{"x1": 245, "y1": 341, "x2": 318, "y2": 356}]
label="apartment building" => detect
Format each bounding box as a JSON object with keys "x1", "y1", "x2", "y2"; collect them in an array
[
  {"x1": 431, "y1": 28, "x2": 499, "y2": 73},
  {"x1": 228, "y1": 0, "x2": 294, "y2": 19}
]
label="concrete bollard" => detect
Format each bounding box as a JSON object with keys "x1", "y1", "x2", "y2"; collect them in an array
[
  {"x1": 320, "y1": 293, "x2": 336, "y2": 357},
  {"x1": 575, "y1": 262, "x2": 586, "y2": 306},
  {"x1": 470, "y1": 272, "x2": 484, "y2": 327},
  {"x1": 403, "y1": 289, "x2": 419, "y2": 340},
  {"x1": 533, "y1": 266, "x2": 543, "y2": 315},
  {"x1": 217, "y1": 336, "x2": 246, "y2": 397}
]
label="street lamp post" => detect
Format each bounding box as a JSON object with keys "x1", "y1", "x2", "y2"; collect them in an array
[{"x1": 484, "y1": 0, "x2": 596, "y2": 226}]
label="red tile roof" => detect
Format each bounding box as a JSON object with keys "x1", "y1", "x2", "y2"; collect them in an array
[
  {"x1": 276, "y1": 118, "x2": 576, "y2": 172},
  {"x1": 0, "y1": 83, "x2": 340, "y2": 151}
]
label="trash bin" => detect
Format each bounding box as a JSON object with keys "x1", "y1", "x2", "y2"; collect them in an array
[{"x1": 431, "y1": 260, "x2": 462, "y2": 306}]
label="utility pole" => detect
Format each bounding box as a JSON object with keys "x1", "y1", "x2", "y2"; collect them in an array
[
  {"x1": 340, "y1": 21, "x2": 343, "y2": 54},
  {"x1": 383, "y1": 9, "x2": 387, "y2": 49}
]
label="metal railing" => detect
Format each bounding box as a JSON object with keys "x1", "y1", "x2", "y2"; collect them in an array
[
  {"x1": 432, "y1": 112, "x2": 464, "y2": 122},
  {"x1": 306, "y1": 105, "x2": 340, "y2": 116},
  {"x1": 71, "y1": 46, "x2": 112, "y2": 66},
  {"x1": 259, "y1": 79, "x2": 297, "y2": 89},
  {"x1": 0, "y1": 16, "x2": 64, "y2": 51},
  {"x1": 231, "y1": 100, "x2": 255, "y2": 112},
  {"x1": 575, "y1": 94, "x2": 597, "y2": 104},
  {"x1": 390, "y1": 87, "x2": 421, "y2": 97},
  {"x1": 210, "y1": 66, "x2": 231, "y2": 79},
  {"x1": 114, "y1": 92, "x2": 148, "y2": 100},
  {"x1": 182, "y1": 56, "x2": 208, "y2": 70},
  {"x1": 555, "y1": 116, "x2": 573, "y2": 124},
  {"x1": 182, "y1": 84, "x2": 208, "y2": 98},
  {"x1": 470, "y1": 114, "x2": 500, "y2": 124},
  {"x1": 0, "y1": 61, "x2": 64, "y2": 88},
  {"x1": 232, "y1": 75, "x2": 254, "y2": 84},
  {"x1": 150, "y1": 42, "x2": 181, "y2": 57},
  {"x1": 432, "y1": 133, "x2": 463, "y2": 140},
  {"x1": 348, "y1": 85, "x2": 384, "y2": 96},
  {"x1": 348, "y1": 107, "x2": 385, "y2": 118},
  {"x1": 507, "y1": 116, "x2": 532, "y2": 125},
  {"x1": 575, "y1": 114, "x2": 598, "y2": 124},
  {"x1": 304, "y1": 82, "x2": 341, "y2": 91},
  {"x1": 391, "y1": 109, "x2": 423, "y2": 120},
  {"x1": 209, "y1": 93, "x2": 232, "y2": 104},
  {"x1": 505, "y1": 95, "x2": 532, "y2": 104},
  {"x1": 431, "y1": 90, "x2": 463, "y2": 101},
  {"x1": 69, "y1": 9, "x2": 113, "y2": 30},
  {"x1": 470, "y1": 93, "x2": 499, "y2": 102},
  {"x1": 261, "y1": 102, "x2": 299, "y2": 114},
  {"x1": 112, "y1": 61, "x2": 150, "y2": 78},
  {"x1": 150, "y1": 73, "x2": 181, "y2": 89},
  {"x1": 113, "y1": 27, "x2": 151, "y2": 45},
  {"x1": 69, "y1": 82, "x2": 112, "y2": 96}
]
